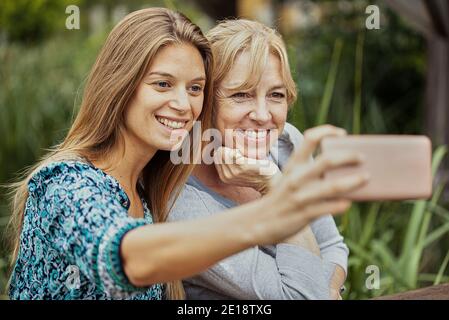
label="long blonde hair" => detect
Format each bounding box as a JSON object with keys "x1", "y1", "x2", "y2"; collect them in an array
[
  {"x1": 207, "y1": 19, "x2": 297, "y2": 106},
  {"x1": 7, "y1": 7, "x2": 214, "y2": 300}
]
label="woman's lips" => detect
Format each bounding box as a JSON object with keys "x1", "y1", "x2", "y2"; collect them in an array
[
  {"x1": 155, "y1": 115, "x2": 187, "y2": 130},
  {"x1": 233, "y1": 129, "x2": 272, "y2": 156},
  {"x1": 232, "y1": 129, "x2": 271, "y2": 159},
  {"x1": 234, "y1": 129, "x2": 270, "y2": 142}
]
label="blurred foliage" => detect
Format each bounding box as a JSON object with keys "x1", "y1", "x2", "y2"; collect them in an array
[
  {"x1": 0, "y1": 31, "x2": 105, "y2": 300},
  {"x1": 287, "y1": 0, "x2": 425, "y2": 135},
  {"x1": 283, "y1": 0, "x2": 448, "y2": 299},
  {"x1": 0, "y1": 0, "x2": 83, "y2": 43},
  {"x1": 0, "y1": 0, "x2": 448, "y2": 300}
]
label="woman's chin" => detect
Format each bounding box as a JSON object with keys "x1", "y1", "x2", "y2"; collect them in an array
[{"x1": 159, "y1": 132, "x2": 190, "y2": 152}]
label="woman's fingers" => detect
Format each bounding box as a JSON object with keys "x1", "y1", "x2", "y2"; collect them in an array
[
  {"x1": 300, "y1": 199, "x2": 352, "y2": 220},
  {"x1": 284, "y1": 125, "x2": 347, "y2": 173},
  {"x1": 292, "y1": 172, "x2": 370, "y2": 207},
  {"x1": 213, "y1": 145, "x2": 281, "y2": 191},
  {"x1": 288, "y1": 151, "x2": 365, "y2": 188},
  {"x1": 214, "y1": 146, "x2": 235, "y2": 165}
]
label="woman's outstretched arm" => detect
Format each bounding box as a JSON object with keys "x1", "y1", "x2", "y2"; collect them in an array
[{"x1": 122, "y1": 125, "x2": 367, "y2": 288}]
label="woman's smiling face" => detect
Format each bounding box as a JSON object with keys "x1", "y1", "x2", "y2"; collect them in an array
[
  {"x1": 215, "y1": 51, "x2": 288, "y2": 159},
  {"x1": 124, "y1": 43, "x2": 206, "y2": 152}
]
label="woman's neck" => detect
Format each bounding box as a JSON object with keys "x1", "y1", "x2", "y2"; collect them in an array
[
  {"x1": 193, "y1": 162, "x2": 262, "y2": 205},
  {"x1": 92, "y1": 134, "x2": 157, "y2": 198},
  {"x1": 193, "y1": 163, "x2": 228, "y2": 189}
]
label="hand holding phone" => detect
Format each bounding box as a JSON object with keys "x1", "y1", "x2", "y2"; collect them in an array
[{"x1": 320, "y1": 135, "x2": 432, "y2": 201}]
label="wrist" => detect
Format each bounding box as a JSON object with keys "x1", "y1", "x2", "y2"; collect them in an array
[{"x1": 243, "y1": 195, "x2": 281, "y2": 246}]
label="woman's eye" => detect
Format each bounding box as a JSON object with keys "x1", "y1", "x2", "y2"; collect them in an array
[
  {"x1": 155, "y1": 81, "x2": 170, "y2": 88},
  {"x1": 270, "y1": 92, "x2": 285, "y2": 99},
  {"x1": 231, "y1": 92, "x2": 251, "y2": 99},
  {"x1": 190, "y1": 84, "x2": 203, "y2": 93}
]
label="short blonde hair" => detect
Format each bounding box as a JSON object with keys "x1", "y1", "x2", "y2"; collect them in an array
[{"x1": 207, "y1": 19, "x2": 297, "y2": 105}]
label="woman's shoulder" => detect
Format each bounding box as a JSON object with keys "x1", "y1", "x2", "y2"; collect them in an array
[
  {"x1": 168, "y1": 177, "x2": 232, "y2": 221},
  {"x1": 270, "y1": 122, "x2": 304, "y2": 168},
  {"x1": 278, "y1": 122, "x2": 304, "y2": 148},
  {"x1": 27, "y1": 159, "x2": 105, "y2": 196}
]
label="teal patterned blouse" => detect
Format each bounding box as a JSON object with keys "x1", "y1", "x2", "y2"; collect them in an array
[{"x1": 8, "y1": 160, "x2": 163, "y2": 300}]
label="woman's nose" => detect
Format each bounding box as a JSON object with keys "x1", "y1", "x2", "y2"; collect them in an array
[
  {"x1": 170, "y1": 89, "x2": 190, "y2": 113},
  {"x1": 249, "y1": 100, "x2": 272, "y2": 123}
]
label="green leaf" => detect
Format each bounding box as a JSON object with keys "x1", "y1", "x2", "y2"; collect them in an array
[
  {"x1": 316, "y1": 38, "x2": 343, "y2": 126},
  {"x1": 434, "y1": 250, "x2": 449, "y2": 285}
]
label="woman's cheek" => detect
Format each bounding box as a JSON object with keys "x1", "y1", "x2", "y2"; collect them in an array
[
  {"x1": 193, "y1": 100, "x2": 203, "y2": 120},
  {"x1": 274, "y1": 105, "x2": 288, "y2": 124}
]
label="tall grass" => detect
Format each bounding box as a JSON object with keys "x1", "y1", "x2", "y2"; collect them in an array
[
  {"x1": 352, "y1": 32, "x2": 364, "y2": 135},
  {"x1": 316, "y1": 38, "x2": 343, "y2": 126}
]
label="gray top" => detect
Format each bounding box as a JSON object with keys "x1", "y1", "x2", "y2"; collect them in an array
[{"x1": 168, "y1": 123, "x2": 349, "y2": 300}]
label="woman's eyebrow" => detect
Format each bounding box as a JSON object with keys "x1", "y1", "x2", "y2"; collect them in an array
[
  {"x1": 146, "y1": 71, "x2": 205, "y2": 82},
  {"x1": 269, "y1": 85, "x2": 286, "y2": 91},
  {"x1": 146, "y1": 71, "x2": 174, "y2": 78},
  {"x1": 192, "y1": 76, "x2": 206, "y2": 82}
]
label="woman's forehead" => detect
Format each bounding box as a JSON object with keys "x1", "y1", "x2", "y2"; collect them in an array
[
  {"x1": 221, "y1": 52, "x2": 284, "y2": 90},
  {"x1": 147, "y1": 43, "x2": 206, "y2": 78}
]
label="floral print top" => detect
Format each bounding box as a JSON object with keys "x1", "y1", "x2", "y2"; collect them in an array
[{"x1": 8, "y1": 160, "x2": 163, "y2": 300}]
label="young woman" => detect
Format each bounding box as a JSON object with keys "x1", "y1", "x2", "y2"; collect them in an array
[
  {"x1": 168, "y1": 19, "x2": 351, "y2": 300},
  {"x1": 7, "y1": 8, "x2": 367, "y2": 300}
]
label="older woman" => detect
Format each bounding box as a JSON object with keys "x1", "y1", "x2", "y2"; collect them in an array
[{"x1": 168, "y1": 19, "x2": 349, "y2": 300}]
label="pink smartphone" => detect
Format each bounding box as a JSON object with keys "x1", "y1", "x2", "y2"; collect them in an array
[{"x1": 320, "y1": 135, "x2": 432, "y2": 201}]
